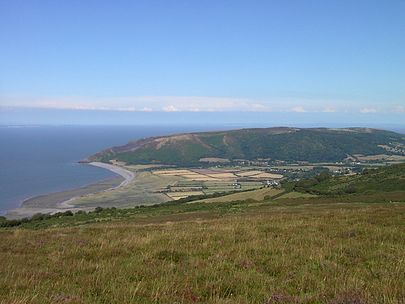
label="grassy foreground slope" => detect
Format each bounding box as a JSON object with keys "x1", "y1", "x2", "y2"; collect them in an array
[
  {"x1": 0, "y1": 200, "x2": 404, "y2": 303},
  {"x1": 90, "y1": 127, "x2": 405, "y2": 165}
]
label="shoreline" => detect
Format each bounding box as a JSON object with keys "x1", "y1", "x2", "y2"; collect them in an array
[
  {"x1": 5, "y1": 162, "x2": 135, "y2": 219},
  {"x1": 87, "y1": 162, "x2": 135, "y2": 189}
]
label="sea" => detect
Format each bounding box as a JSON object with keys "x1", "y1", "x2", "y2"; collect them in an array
[{"x1": 0, "y1": 125, "x2": 221, "y2": 215}]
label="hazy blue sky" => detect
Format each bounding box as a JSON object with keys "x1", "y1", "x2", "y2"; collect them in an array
[{"x1": 0, "y1": 0, "x2": 404, "y2": 124}]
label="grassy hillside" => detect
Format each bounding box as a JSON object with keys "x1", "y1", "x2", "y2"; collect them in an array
[
  {"x1": 90, "y1": 127, "x2": 405, "y2": 165},
  {"x1": 1, "y1": 164, "x2": 404, "y2": 303},
  {"x1": 1, "y1": 198, "x2": 404, "y2": 303},
  {"x1": 291, "y1": 163, "x2": 405, "y2": 195}
]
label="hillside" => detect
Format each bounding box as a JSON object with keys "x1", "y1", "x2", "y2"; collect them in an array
[
  {"x1": 291, "y1": 162, "x2": 405, "y2": 195},
  {"x1": 90, "y1": 127, "x2": 405, "y2": 165}
]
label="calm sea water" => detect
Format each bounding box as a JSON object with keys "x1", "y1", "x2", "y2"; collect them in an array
[{"x1": 0, "y1": 125, "x2": 220, "y2": 215}]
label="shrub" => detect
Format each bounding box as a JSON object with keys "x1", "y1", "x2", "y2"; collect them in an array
[
  {"x1": 0, "y1": 219, "x2": 23, "y2": 227},
  {"x1": 94, "y1": 207, "x2": 104, "y2": 213},
  {"x1": 315, "y1": 171, "x2": 331, "y2": 182},
  {"x1": 344, "y1": 184, "x2": 357, "y2": 194},
  {"x1": 31, "y1": 213, "x2": 52, "y2": 221}
]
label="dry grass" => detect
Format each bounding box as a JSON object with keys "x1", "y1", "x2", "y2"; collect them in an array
[
  {"x1": 206, "y1": 173, "x2": 237, "y2": 179},
  {"x1": 0, "y1": 201, "x2": 404, "y2": 303},
  {"x1": 153, "y1": 169, "x2": 193, "y2": 175},
  {"x1": 235, "y1": 171, "x2": 283, "y2": 179},
  {"x1": 153, "y1": 169, "x2": 227, "y2": 181},
  {"x1": 167, "y1": 191, "x2": 205, "y2": 200},
  {"x1": 195, "y1": 188, "x2": 284, "y2": 203},
  {"x1": 250, "y1": 173, "x2": 283, "y2": 179},
  {"x1": 236, "y1": 170, "x2": 264, "y2": 177},
  {"x1": 181, "y1": 175, "x2": 219, "y2": 181}
]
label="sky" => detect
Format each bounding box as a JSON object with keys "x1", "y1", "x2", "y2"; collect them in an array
[{"x1": 0, "y1": 0, "x2": 404, "y2": 125}]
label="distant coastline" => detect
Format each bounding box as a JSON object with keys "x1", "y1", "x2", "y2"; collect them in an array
[
  {"x1": 0, "y1": 125, "x2": 205, "y2": 219},
  {"x1": 6, "y1": 162, "x2": 135, "y2": 219}
]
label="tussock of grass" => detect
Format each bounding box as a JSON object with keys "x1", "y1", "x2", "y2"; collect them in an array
[{"x1": 0, "y1": 200, "x2": 404, "y2": 303}]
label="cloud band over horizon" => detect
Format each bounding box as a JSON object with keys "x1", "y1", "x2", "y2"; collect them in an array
[{"x1": 1, "y1": 95, "x2": 404, "y2": 114}]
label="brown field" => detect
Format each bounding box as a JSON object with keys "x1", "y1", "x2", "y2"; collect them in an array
[
  {"x1": 153, "y1": 169, "x2": 193, "y2": 175},
  {"x1": 153, "y1": 168, "x2": 242, "y2": 182},
  {"x1": 235, "y1": 170, "x2": 283, "y2": 179},
  {"x1": 180, "y1": 174, "x2": 218, "y2": 181},
  {"x1": 206, "y1": 173, "x2": 237, "y2": 179},
  {"x1": 151, "y1": 168, "x2": 270, "y2": 200},
  {"x1": 236, "y1": 170, "x2": 264, "y2": 177},
  {"x1": 192, "y1": 169, "x2": 220, "y2": 174},
  {"x1": 251, "y1": 173, "x2": 284, "y2": 179},
  {"x1": 185, "y1": 177, "x2": 218, "y2": 181},
  {"x1": 167, "y1": 191, "x2": 205, "y2": 200}
]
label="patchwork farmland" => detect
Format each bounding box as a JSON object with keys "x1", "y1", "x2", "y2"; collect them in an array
[{"x1": 153, "y1": 168, "x2": 283, "y2": 200}]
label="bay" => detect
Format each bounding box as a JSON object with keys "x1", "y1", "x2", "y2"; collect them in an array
[{"x1": 0, "y1": 125, "x2": 218, "y2": 215}]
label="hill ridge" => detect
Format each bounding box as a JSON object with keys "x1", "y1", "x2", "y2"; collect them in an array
[{"x1": 89, "y1": 127, "x2": 405, "y2": 165}]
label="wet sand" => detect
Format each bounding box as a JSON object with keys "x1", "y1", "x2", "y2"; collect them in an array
[{"x1": 6, "y1": 162, "x2": 135, "y2": 219}]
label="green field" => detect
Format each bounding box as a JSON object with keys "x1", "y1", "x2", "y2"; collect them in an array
[{"x1": 201, "y1": 181, "x2": 263, "y2": 195}]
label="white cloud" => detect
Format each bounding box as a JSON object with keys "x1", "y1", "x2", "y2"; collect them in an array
[
  {"x1": 1, "y1": 94, "x2": 398, "y2": 114},
  {"x1": 162, "y1": 105, "x2": 179, "y2": 112},
  {"x1": 360, "y1": 107, "x2": 377, "y2": 113},
  {"x1": 291, "y1": 106, "x2": 306, "y2": 113},
  {"x1": 1, "y1": 95, "x2": 276, "y2": 112}
]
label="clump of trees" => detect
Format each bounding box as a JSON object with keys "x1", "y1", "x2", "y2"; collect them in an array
[
  {"x1": 293, "y1": 171, "x2": 332, "y2": 194},
  {"x1": 0, "y1": 207, "x2": 112, "y2": 228}
]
